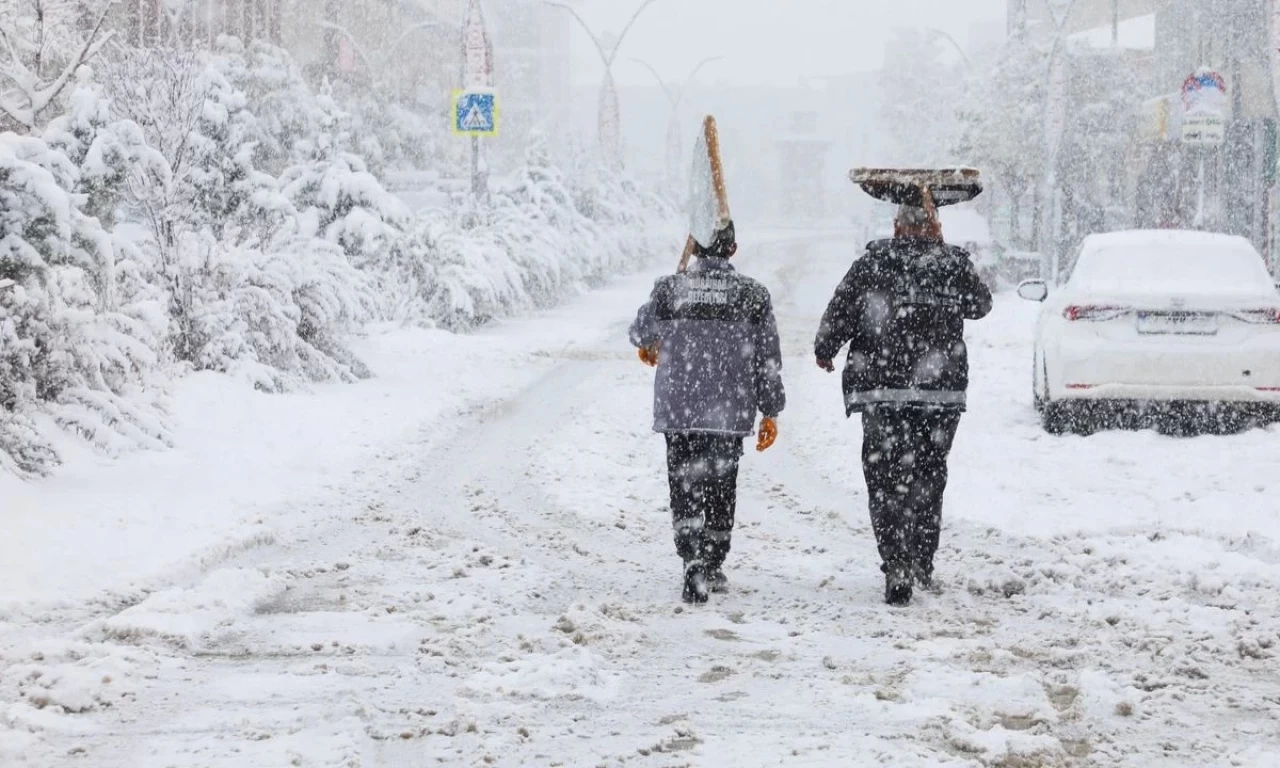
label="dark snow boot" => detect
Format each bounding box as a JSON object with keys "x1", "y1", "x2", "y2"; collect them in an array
[
  {"x1": 683, "y1": 560, "x2": 709, "y2": 604},
  {"x1": 885, "y1": 565, "x2": 913, "y2": 606},
  {"x1": 707, "y1": 567, "x2": 729, "y2": 594},
  {"x1": 911, "y1": 561, "x2": 935, "y2": 591}
]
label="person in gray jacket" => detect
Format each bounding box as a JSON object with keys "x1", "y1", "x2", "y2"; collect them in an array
[{"x1": 630, "y1": 222, "x2": 786, "y2": 604}]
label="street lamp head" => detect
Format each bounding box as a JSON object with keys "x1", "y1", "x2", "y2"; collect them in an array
[{"x1": 600, "y1": 30, "x2": 620, "y2": 56}]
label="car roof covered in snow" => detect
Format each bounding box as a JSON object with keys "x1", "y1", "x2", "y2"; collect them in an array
[
  {"x1": 1071, "y1": 230, "x2": 1272, "y2": 295},
  {"x1": 1080, "y1": 229, "x2": 1258, "y2": 254}
]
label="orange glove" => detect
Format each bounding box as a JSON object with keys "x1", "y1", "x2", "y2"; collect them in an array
[
  {"x1": 756, "y1": 417, "x2": 778, "y2": 452},
  {"x1": 638, "y1": 345, "x2": 659, "y2": 367}
]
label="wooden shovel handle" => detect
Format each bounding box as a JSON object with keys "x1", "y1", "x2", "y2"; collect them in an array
[{"x1": 677, "y1": 235, "x2": 697, "y2": 273}]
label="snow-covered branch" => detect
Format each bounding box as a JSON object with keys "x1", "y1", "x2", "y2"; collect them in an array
[{"x1": 0, "y1": 1, "x2": 115, "y2": 130}]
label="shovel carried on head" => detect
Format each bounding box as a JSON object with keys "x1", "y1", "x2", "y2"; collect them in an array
[
  {"x1": 850, "y1": 167, "x2": 982, "y2": 229},
  {"x1": 678, "y1": 115, "x2": 732, "y2": 273}
]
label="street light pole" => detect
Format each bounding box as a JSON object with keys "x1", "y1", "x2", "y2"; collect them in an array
[
  {"x1": 1037, "y1": 0, "x2": 1080, "y2": 282},
  {"x1": 545, "y1": 0, "x2": 664, "y2": 169},
  {"x1": 630, "y1": 56, "x2": 723, "y2": 186},
  {"x1": 923, "y1": 27, "x2": 973, "y2": 71},
  {"x1": 462, "y1": 0, "x2": 495, "y2": 197}
]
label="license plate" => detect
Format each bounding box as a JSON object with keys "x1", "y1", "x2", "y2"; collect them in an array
[{"x1": 1136, "y1": 311, "x2": 1218, "y2": 335}]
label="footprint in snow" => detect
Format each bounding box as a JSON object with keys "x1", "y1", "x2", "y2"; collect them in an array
[
  {"x1": 704, "y1": 628, "x2": 739, "y2": 642},
  {"x1": 698, "y1": 665, "x2": 736, "y2": 683}
]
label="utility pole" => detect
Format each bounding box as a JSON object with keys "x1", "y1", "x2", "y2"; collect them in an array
[
  {"x1": 1112, "y1": 0, "x2": 1120, "y2": 46},
  {"x1": 1036, "y1": 0, "x2": 1081, "y2": 283}
]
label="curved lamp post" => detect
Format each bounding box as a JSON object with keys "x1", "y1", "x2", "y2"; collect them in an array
[
  {"x1": 922, "y1": 27, "x2": 973, "y2": 71},
  {"x1": 630, "y1": 56, "x2": 723, "y2": 185},
  {"x1": 545, "y1": 0, "x2": 664, "y2": 169}
]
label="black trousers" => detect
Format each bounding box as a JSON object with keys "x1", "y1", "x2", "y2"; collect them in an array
[
  {"x1": 665, "y1": 433, "x2": 743, "y2": 569},
  {"x1": 860, "y1": 406, "x2": 961, "y2": 576}
]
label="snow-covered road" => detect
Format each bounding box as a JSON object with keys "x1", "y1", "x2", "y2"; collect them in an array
[{"x1": 4, "y1": 236, "x2": 1280, "y2": 767}]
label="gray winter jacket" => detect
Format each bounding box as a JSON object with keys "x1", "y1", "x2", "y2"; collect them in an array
[{"x1": 630, "y1": 259, "x2": 786, "y2": 436}]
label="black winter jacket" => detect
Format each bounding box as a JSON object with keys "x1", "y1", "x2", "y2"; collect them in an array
[{"x1": 814, "y1": 237, "x2": 993, "y2": 415}]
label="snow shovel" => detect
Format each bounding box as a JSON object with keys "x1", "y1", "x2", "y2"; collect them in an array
[
  {"x1": 639, "y1": 116, "x2": 731, "y2": 366},
  {"x1": 678, "y1": 115, "x2": 732, "y2": 273},
  {"x1": 850, "y1": 167, "x2": 982, "y2": 228}
]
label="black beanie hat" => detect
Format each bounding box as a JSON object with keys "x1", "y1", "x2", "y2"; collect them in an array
[{"x1": 698, "y1": 220, "x2": 736, "y2": 259}]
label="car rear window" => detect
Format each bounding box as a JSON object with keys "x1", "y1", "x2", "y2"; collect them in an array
[{"x1": 1070, "y1": 244, "x2": 1272, "y2": 293}]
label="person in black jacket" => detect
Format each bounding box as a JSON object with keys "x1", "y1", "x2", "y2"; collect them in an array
[{"x1": 814, "y1": 204, "x2": 992, "y2": 606}]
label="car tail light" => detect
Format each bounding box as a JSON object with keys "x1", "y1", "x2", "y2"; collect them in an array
[
  {"x1": 1230, "y1": 309, "x2": 1280, "y2": 324},
  {"x1": 1063, "y1": 305, "x2": 1128, "y2": 322}
]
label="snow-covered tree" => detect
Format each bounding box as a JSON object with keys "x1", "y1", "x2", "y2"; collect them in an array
[
  {"x1": 207, "y1": 36, "x2": 319, "y2": 176},
  {"x1": 877, "y1": 27, "x2": 968, "y2": 167},
  {"x1": 1, "y1": 131, "x2": 167, "y2": 475},
  {"x1": 956, "y1": 30, "x2": 1050, "y2": 248},
  {"x1": 101, "y1": 49, "x2": 373, "y2": 388},
  {"x1": 2, "y1": 34, "x2": 678, "y2": 476},
  {"x1": 160, "y1": 231, "x2": 375, "y2": 392},
  {"x1": 43, "y1": 67, "x2": 168, "y2": 231},
  {"x1": 278, "y1": 78, "x2": 407, "y2": 269},
  {"x1": 0, "y1": 1, "x2": 114, "y2": 132}
]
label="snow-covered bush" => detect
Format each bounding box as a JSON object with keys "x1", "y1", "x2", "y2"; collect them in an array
[
  {"x1": 2, "y1": 36, "x2": 677, "y2": 476},
  {"x1": 103, "y1": 49, "x2": 289, "y2": 247},
  {"x1": 44, "y1": 68, "x2": 169, "y2": 231},
  {"x1": 99, "y1": 49, "x2": 372, "y2": 389},
  {"x1": 206, "y1": 37, "x2": 318, "y2": 175},
  {"x1": 391, "y1": 137, "x2": 676, "y2": 330},
  {"x1": 280, "y1": 151, "x2": 408, "y2": 273},
  {"x1": 161, "y1": 231, "x2": 374, "y2": 392},
  {"x1": 0, "y1": 131, "x2": 168, "y2": 475}
]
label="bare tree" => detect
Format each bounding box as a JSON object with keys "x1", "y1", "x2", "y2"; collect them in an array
[
  {"x1": 101, "y1": 48, "x2": 207, "y2": 311},
  {"x1": 0, "y1": 0, "x2": 115, "y2": 131}
]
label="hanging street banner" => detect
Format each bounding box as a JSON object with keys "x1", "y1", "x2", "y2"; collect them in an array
[
  {"x1": 454, "y1": 89, "x2": 499, "y2": 135},
  {"x1": 461, "y1": 0, "x2": 494, "y2": 89},
  {"x1": 1180, "y1": 69, "x2": 1227, "y2": 146}
]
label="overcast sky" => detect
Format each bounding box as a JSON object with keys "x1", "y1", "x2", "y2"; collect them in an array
[{"x1": 566, "y1": 0, "x2": 1008, "y2": 87}]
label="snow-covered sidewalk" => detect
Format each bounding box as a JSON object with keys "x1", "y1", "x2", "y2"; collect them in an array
[
  {"x1": 4, "y1": 236, "x2": 1280, "y2": 767},
  {"x1": 0, "y1": 272, "x2": 662, "y2": 620}
]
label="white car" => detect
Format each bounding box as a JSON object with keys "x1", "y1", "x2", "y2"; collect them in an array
[{"x1": 1018, "y1": 230, "x2": 1280, "y2": 433}]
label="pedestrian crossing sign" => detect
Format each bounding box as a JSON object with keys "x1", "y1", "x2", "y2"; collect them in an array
[{"x1": 454, "y1": 90, "x2": 498, "y2": 136}]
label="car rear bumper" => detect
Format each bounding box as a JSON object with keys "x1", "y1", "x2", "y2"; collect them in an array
[
  {"x1": 1054, "y1": 383, "x2": 1280, "y2": 403},
  {"x1": 1051, "y1": 332, "x2": 1280, "y2": 401}
]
